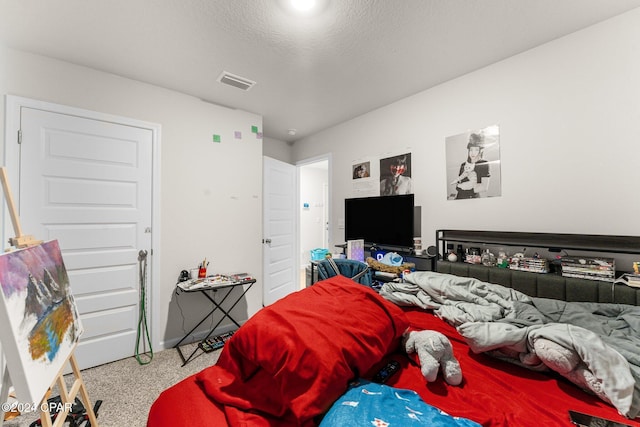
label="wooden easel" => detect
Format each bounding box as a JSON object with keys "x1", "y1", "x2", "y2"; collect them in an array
[
  {"x1": 0, "y1": 167, "x2": 99, "y2": 427},
  {"x1": 0, "y1": 168, "x2": 42, "y2": 249},
  {"x1": 38, "y1": 351, "x2": 99, "y2": 427},
  {"x1": 0, "y1": 366, "x2": 13, "y2": 426}
]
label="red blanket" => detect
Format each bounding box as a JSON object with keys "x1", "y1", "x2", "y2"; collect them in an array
[
  {"x1": 197, "y1": 276, "x2": 409, "y2": 426},
  {"x1": 148, "y1": 278, "x2": 640, "y2": 427},
  {"x1": 393, "y1": 308, "x2": 640, "y2": 427}
]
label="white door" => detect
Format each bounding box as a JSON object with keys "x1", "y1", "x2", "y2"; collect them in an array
[
  {"x1": 263, "y1": 157, "x2": 297, "y2": 306},
  {"x1": 17, "y1": 106, "x2": 153, "y2": 370}
]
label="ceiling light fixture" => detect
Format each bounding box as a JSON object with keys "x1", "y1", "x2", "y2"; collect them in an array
[
  {"x1": 290, "y1": 0, "x2": 316, "y2": 12},
  {"x1": 287, "y1": 129, "x2": 297, "y2": 136}
]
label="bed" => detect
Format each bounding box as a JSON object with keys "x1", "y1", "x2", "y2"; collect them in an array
[{"x1": 147, "y1": 262, "x2": 640, "y2": 427}]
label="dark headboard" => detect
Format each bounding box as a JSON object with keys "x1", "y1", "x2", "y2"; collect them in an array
[{"x1": 436, "y1": 260, "x2": 640, "y2": 306}]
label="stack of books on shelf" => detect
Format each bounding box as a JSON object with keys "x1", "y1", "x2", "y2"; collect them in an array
[
  {"x1": 614, "y1": 273, "x2": 640, "y2": 288},
  {"x1": 627, "y1": 274, "x2": 640, "y2": 288},
  {"x1": 509, "y1": 257, "x2": 550, "y2": 273},
  {"x1": 560, "y1": 256, "x2": 615, "y2": 282}
]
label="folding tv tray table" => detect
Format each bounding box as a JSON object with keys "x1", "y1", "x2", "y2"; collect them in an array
[{"x1": 173, "y1": 276, "x2": 256, "y2": 366}]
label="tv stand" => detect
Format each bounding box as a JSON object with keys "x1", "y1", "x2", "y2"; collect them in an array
[
  {"x1": 369, "y1": 243, "x2": 412, "y2": 253},
  {"x1": 365, "y1": 248, "x2": 435, "y2": 271}
]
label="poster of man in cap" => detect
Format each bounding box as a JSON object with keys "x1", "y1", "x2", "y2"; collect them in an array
[{"x1": 446, "y1": 125, "x2": 501, "y2": 200}]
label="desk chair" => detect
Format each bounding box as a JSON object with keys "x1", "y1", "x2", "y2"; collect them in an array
[{"x1": 316, "y1": 257, "x2": 372, "y2": 287}]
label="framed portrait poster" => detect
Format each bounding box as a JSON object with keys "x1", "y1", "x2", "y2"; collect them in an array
[
  {"x1": 380, "y1": 153, "x2": 413, "y2": 196},
  {"x1": 446, "y1": 125, "x2": 501, "y2": 200}
]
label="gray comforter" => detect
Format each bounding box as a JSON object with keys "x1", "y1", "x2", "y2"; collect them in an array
[{"x1": 380, "y1": 271, "x2": 640, "y2": 418}]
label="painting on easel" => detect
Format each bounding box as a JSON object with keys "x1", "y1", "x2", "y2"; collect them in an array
[{"x1": 0, "y1": 239, "x2": 83, "y2": 403}]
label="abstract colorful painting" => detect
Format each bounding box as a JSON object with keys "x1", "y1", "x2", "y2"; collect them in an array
[{"x1": 0, "y1": 240, "x2": 82, "y2": 403}]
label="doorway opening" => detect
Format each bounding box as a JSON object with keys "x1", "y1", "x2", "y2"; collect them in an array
[{"x1": 298, "y1": 156, "x2": 330, "y2": 289}]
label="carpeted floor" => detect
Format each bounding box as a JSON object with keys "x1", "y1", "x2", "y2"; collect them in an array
[{"x1": 4, "y1": 343, "x2": 222, "y2": 427}]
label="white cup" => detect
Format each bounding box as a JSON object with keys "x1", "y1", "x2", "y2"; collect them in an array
[{"x1": 190, "y1": 268, "x2": 199, "y2": 280}]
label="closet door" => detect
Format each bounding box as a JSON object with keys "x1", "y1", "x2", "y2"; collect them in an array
[{"x1": 18, "y1": 105, "x2": 153, "y2": 369}]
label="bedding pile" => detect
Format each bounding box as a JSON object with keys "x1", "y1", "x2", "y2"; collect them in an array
[
  {"x1": 196, "y1": 275, "x2": 409, "y2": 426},
  {"x1": 380, "y1": 271, "x2": 640, "y2": 419}
]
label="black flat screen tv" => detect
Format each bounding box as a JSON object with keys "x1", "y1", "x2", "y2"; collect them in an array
[{"x1": 344, "y1": 194, "x2": 414, "y2": 250}]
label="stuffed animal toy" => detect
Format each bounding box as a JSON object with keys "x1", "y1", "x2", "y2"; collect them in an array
[
  {"x1": 404, "y1": 330, "x2": 463, "y2": 386},
  {"x1": 450, "y1": 161, "x2": 475, "y2": 185}
]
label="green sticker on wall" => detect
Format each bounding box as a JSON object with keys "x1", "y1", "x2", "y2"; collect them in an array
[
  {"x1": 213, "y1": 134, "x2": 221, "y2": 143},
  {"x1": 251, "y1": 125, "x2": 258, "y2": 133}
]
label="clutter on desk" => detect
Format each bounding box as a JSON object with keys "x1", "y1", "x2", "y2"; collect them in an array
[
  {"x1": 228, "y1": 272, "x2": 253, "y2": 282},
  {"x1": 198, "y1": 258, "x2": 209, "y2": 278},
  {"x1": 178, "y1": 270, "x2": 190, "y2": 282},
  {"x1": 366, "y1": 256, "x2": 415, "y2": 275},
  {"x1": 310, "y1": 248, "x2": 330, "y2": 261},
  {"x1": 413, "y1": 237, "x2": 423, "y2": 255},
  {"x1": 177, "y1": 274, "x2": 234, "y2": 290},
  {"x1": 380, "y1": 252, "x2": 403, "y2": 266},
  {"x1": 346, "y1": 239, "x2": 365, "y2": 261},
  {"x1": 177, "y1": 272, "x2": 255, "y2": 291}
]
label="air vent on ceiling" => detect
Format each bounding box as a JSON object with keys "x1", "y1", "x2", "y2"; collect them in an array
[{"x1": 217, "y1": 71, "x2": 256, "y2": 91}]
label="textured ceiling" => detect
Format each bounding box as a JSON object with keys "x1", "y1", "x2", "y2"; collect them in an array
[{"x1": 2, "y1": 0, "x2": 640, "y2": 143}]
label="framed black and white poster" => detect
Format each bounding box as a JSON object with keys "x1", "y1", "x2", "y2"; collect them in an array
[
  {"x1": 446, "y1": 125, "x2": 501, "y2": 200},
  {"x1": 380, "y1": 153, "x2": 412, "y2": 196}
]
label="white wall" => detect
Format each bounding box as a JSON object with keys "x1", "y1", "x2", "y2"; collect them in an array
[
  {"x1": 263, "y1": 136, "x2": 294, "y2": 164},
  {"x1": 0, "y1": 48, "x2": 264, "y2": 351},
  {"x1": 292, "y1": 9, "x2": 640, "y2": 266}
]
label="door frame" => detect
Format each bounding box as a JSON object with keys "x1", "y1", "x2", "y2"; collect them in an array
[
  {"x1": 296, "y1": 153, "x2": 332, "y2": 268},
  {"x1": 2, "y1": 95, "x2": 163, "y2": 352}
]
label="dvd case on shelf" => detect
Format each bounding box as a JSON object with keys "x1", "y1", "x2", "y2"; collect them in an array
[{"x1": 560, "y1": 256, "x2": 615, "y2": 282}]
